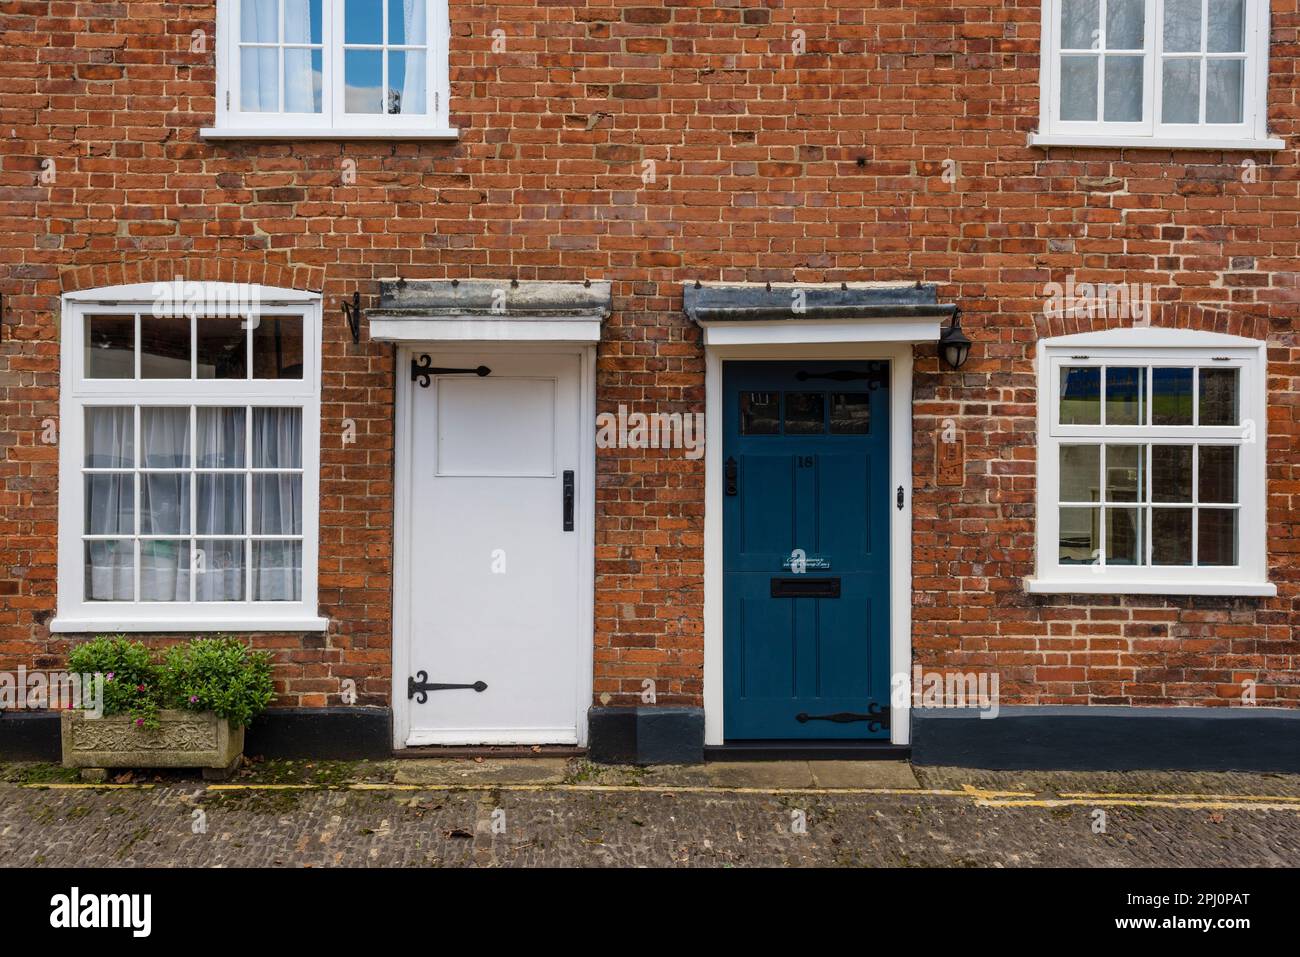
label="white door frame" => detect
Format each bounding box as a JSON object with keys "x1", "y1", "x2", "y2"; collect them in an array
[
  {"x1": 392, "y1": 341, "x2": 597, "y2": 749},
  {"x1": 703, "y1": 341, "x2": 915, "y2": 747}
]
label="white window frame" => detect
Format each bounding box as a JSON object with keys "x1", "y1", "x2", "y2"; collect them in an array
[
  {"x1": 203, "y1": 0, "x2": 456, "y2": 140},
  {"x1": 1032, "y1": 0, "x2": 1283, "y2": 149},
  {"x1": 1030, "y1": 327, "x2": 1274, "y2": 596},
  {"x1": 53, "y1": 283, "x2": 328, "y2": 632}
]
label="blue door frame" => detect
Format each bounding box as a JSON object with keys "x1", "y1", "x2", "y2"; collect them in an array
[{"x1": 722, "y1": 360, "x2": 892, "y2": 740}]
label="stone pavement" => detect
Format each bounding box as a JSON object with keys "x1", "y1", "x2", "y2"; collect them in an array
[{"x1": 1, "y1": 758, "x2": 1298, "y2": 867}]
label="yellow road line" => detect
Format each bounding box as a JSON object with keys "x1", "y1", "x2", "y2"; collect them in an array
[
  {"x1": 977, "y1": 797, "x2": 1300, "y2": 811},
  {"x1": 17, "y1": 783, "x2": 156, "y2": 790},
  {"x1": 1059, "y1": 791, "x2": 1300, "y2": 803}
]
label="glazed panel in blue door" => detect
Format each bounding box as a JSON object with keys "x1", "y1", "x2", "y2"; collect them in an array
[{"x1": 722, "y1": 361, "x2": 891, "y2": 739}]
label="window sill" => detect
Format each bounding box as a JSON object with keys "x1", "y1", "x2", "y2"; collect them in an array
[
  {"x1": 1025, "y1": 578, "x2": 1276, "y2": 598},
  {"x1": 199, "y1": 127, "x2": 460, "y2": 142},
  {"x1": 1029, "y1": 132, "x2": 1286, "y2": 151},
  {"x1": 50, "y1": 616, "x2": 330, "y2": 634}
]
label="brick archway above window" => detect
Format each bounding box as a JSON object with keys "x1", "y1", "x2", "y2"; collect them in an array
[
  {"x1": 60, "y1": 257, "x2": 324, "y2": 298},
  {"x1": 1033, "y1": 300, "x2": 1271, "y2": 344}
]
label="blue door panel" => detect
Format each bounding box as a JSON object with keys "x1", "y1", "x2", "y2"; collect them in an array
[{"x1": 723, "y1": 360, "x2": 891, "y2": 740}]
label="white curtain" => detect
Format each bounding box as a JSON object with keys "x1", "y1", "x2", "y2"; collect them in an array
[
  {"x1": 241, "y1": 0, "x2": 317, "y2": 113},
  {"x1": 401, "y1": 0, "x2": 427, "y2": 114},
  {"x1": 251, "y1": 408, "x2": 302, "y2": 601},
  {"x1": 84, "y1": 406, "x2": 303, "y2": 603},
  {"x1": 240, "y1": 0, "x2": 279, "y2": 111},
  {"x1": 283, "y1": 0, "x2": 318, "y2": 113}
]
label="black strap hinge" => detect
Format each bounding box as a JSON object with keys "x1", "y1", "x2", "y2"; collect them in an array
[
  {"x1": 407, "y1": 671, "x2": 488, "y2": 704},
  {"x1": 411, "y1": 355, "x2": 491, "y2": 388}
]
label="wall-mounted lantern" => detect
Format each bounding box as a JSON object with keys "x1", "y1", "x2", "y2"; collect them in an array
[{"x1": 939, "y1": 308, "x2": 972, "y2": 369}]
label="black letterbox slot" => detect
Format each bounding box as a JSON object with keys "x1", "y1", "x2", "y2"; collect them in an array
[{"x1": 770, "y1": 577, "x2": 841, "y2": 598}]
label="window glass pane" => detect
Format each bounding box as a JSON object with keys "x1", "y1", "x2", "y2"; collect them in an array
[
  {"x1": 284, "y1": 0, "x2": 324, "y2": 45},
  {"x1": 196, "y1": 474, "x2": 246, "y2": 535},
  {"x1": 345, "y1": 0, "x2": 384, "y2": 43},
  {"x1": 1059, "y1": 507, "x2": 1100, "y2": 563},
  {"x1": 1207, "y1": 0, "x2": 1245, "y2": 52},
  {"x1": 195, "y1": 539, "x2": 246, "y2": 602},
  {"x1": 1152, "y1": 367, "x2": 1193, "y2": 424},
  {"x1": 1060, "y1": 366, "x2": 1101, "y2": 424},
  {"x1": 253, "y1": 541, "x2": 303, "y2": 601},
  {"x1": 252, "y1": 316, "x2": 304, "y2": 378},
  {"x1": 1198, "y1": 445, "x2": 1238, "y2": 503},
  {"x1": 1104, "y1": 366, "x2": 1145, "y2": 425},
  {"x1": 740, "y1": 392, "x2": 779, "y2": 435},
  {"x1": 1060, "y1": 445, "x2": 1101, "y2": 502},
  {"x1": 1104, "y1": 56, "x2": 1144, "y2": 122},
  {"x1": 784, "y1": 393, "x2": 825, "y2": 434},
  {"x1": 1106, "y1": 506, "x2": 1144, "y2": 565},
  {"x1": 829, "y1": 393, "x2": 871, "y2": 435},
  {"x1": 1061, "y1": 55, "x2": 1100, "y2": 121},
  {"x1": 390, "y1": 0, "x2": 426, "y2": 44},
  {"x1": 1105, "y1": 444, "x2": 1145, "y2": 502},
  {"x1": 389, "y1": 49, "x2": 426, "y2": 114},
  {"x1": 85, "y1": 473, "x2": 134, "y2": 535},
  {"x1": 141, "y1": 407, "x2": 190, "y2": 468},
  {"x1": 140, "y1": 315, "x2": 191, "y2": 379},
  {"x1": 345, "y1": 49, "x2": 384, "y2": 113},
  {"x1": 284, "y1": 48, "x2": 323, "y2": 113},
  {"x1": 85, "y1": 540, "x2": 134, "y2": 601},
  {"x1": 253, "y1": 474, "x2": 303, "y2": 535},
  {"x1": 1198, "y1": 367, "x2": 1239, "y2": 425},
  {"x1": 197, "y1": 318, "x2": 248, "y2": 379},
  {"x1": 140, "y1": 473, "x2": 191, "y2": 535},
  {"x1": 85, "y1": 407, "x2": 134, "y2": 468},
  {"x1": 1206, "y1": 59, "x2": 1244, "y2": 123},
  {"x1": 1163, "y1": 0, "x2": 1203, "y2": 52},
  {"x1": 253, "y1": 407, "x2": 303, "y2": 467},
  {"x1": 1152, "y1": 444, "x2": 1193, "y2": 502},
  {"x1": 197, "y1": 408, "x2": 247, "y2": 468},
  {"x1": 241, "y1": 0, "x2": 278, "y2": 42},
  {"x1": 1198, "y1": 509, "x2": 1238, "y2": 565},
  {"x1": 140, "y1": 540, "x2": 191, "y2": 602},
  {"x1": 1161, "y1": 59, "x2": 1201, "y2": 123},
  {"x1": 85, "y1": 315, "x2": 135, "y2": 379},
  {"x1": 1152, "y1": 508, "x2": 1193, "y2": 565},
  {"x1": 1061, "y1": 0, "x2": 1099, "y2": 48},
  {"x1": 240, "y1": 46, "x2": 280, "y2": 112},
  {"x1": 1106, "y1": 0, "x2": 1145, "y2": 48}
]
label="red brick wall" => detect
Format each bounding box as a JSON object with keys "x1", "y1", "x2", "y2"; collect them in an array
[{"x1": 0, "y1": 1, "x2": 1296, "y2": 711}]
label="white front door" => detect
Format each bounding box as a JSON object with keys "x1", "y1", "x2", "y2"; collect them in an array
[{"x1": 404, "y1": 352, "x2": 582, "y2": 745}]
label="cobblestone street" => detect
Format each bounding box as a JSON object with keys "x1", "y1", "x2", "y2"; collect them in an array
[{"x1": 2, "y1": 760, "x2": 1298, "y2": 867}]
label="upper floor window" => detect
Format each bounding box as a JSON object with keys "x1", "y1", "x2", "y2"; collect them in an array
[
  {"x1": 54, "y1": 284, "x2": 327, "y2": 633},
  {"x1": 1034, "y1": 0, "x2": 1281, "y2": 149},
  {"x1": 1030, "y1": 328, "x2": 1273, "y2": 596},
  {"x1": 206, "y1": 0, "x2": 454, "y2": 139}
]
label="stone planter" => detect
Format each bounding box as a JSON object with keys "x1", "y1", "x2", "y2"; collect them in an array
[{"x1": 61, "y1": 709, "x2": 244, "y2": 781}]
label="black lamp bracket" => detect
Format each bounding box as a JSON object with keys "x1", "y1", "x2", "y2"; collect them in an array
[{"x1": 342, "y1": 290, "x2": 361, "y2": 345}]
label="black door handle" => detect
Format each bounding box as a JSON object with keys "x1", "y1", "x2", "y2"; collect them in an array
[
  {"x1": 563, "y1": 470, "x2": 575, "y2": 531},
  {"x1": 725, "y1": 456, "x2": 738, "y2": 496}
]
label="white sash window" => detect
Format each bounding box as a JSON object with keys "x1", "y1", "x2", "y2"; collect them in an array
[
  {"x1": 1031, "y1": 328, "x2": 1272, "y2": 596},
  {"x1": 1034, "y1": 0, "x2": 1281, "y2": 149},
  {"x1": 54, "y1": 284, "x2": 326, "y2": 632},
  {"x1": 205, "y1": 0, "x2": 454, "y2": 139}
]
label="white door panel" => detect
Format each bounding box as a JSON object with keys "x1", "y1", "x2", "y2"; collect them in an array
[{"x1": 406, "y1": 354, "x2": 581, "y2": 745}]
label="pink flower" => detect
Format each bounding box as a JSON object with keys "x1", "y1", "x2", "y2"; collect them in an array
[
  {"x1": 189, "y1": 695, "x2": 199, "y2": 704},
  {"x1": 105, "y1": 672, "x2": 115, "y2": 681},
  {"x1": 136, "y1": 684, "x2": 146, "y2": 692},
  {"x1": 135, "y1": 718, "x2": 144, "y2": 727}
]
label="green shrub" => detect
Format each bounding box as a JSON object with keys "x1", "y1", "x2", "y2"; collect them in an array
[
  {"x1": 67, "y1": 635, "x2": 275, "y2": 731},
  {"x1": 158, "y1": 637, "x2": 274, "y2": 729},
  {"x1": 67, "y1": 636, "x2": 162, "y2": 729}
]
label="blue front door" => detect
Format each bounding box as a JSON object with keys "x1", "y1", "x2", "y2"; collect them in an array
[{"x1": 722, "y1": 360, "x2": 892, "y2": 740}]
